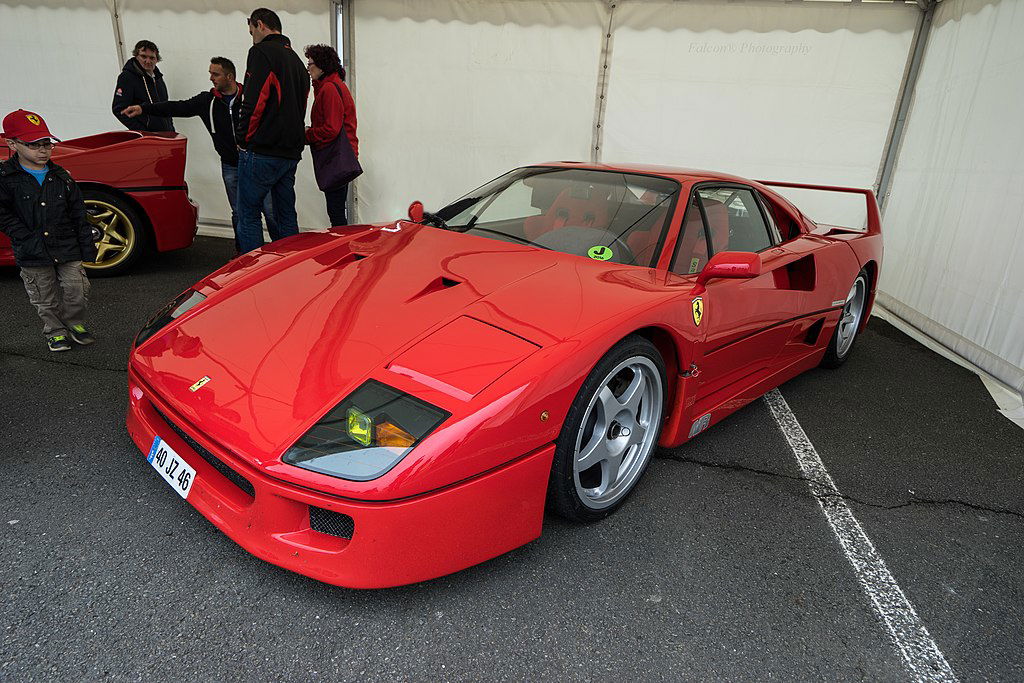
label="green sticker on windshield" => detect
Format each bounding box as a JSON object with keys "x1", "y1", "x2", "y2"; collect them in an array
[{"x1": 588, "y1": 245, "x2": 613, "y2": 261}]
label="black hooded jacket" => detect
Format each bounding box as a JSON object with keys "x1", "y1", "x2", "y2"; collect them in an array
[
  {"x1": 0, "y1": 157, "x2": 98, "y2": 267},
  {"x1": 140, "y1": 87, "x2": 242, "y2": 166},
  {"x1": 235, "y1": 34, "x2": 309, "y2": 160},
  {"x1": 112, "y1": 58, "x2": 175, "y2": 132}
]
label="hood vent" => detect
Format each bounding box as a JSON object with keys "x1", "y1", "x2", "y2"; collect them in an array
[
  {"x1": 406, "y1": 275, "x2": 463, "y2": 302},
  {"x1": 316, "y1": 250, "x2": 368, "y2": 274}
]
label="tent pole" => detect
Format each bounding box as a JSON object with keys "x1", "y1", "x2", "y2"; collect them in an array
[
  {"x1": 875, "y1": 0, "x2": 936, "y2": 212},
  {"x1": 591, "y1": 1, "x2": 617, "y2": 163},
  {"x1": 110, "y1": 0, "x2": 127, "y2": 67}
]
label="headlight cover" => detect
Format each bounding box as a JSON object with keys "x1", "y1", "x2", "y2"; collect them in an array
[
  {"x1": 283, "y1": 380, "x2": 450, "y2": 481},
  {"x1": 134, "y1": 289, "x2": 206, "y2": 347}
]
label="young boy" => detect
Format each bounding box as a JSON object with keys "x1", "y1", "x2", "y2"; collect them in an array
[{"x1": 0, "y1": 109, "x2": 98, "y2": 351}]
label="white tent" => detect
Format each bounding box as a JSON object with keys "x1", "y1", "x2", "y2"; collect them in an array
[{"x1": 2, "y1": 0, "x2": 1021, "y2": 398}]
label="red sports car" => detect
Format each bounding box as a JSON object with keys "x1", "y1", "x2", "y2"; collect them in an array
[
  {"x1": 0, "y1": 131, "x2": 198, "y2": 275},
  {"x1": 125, "y1": 163, "x2": 882, "y2": 588}
]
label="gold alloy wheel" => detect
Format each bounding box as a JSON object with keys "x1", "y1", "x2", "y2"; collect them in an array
[{"x1": 84, "y1": 199, "x2": 136, "y2": 270}]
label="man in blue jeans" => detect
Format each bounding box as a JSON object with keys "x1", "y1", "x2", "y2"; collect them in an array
[
  {"x1": 235, "y1": 8, "x2": 310, "y2": 253},
  {"x1": 123, "y1": 57, "x2": 275, "y2": 250}
]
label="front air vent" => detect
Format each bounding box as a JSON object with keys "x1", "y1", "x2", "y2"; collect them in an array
[
  {"x1": 310, "y1": 506, "x2": 355, "y2": 539},
  {"x1": 154, "y1": 407, "x2": 255, "y2": 499}
]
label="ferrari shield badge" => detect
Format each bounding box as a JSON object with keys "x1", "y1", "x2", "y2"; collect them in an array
[
  {"x1": 189, "y1": 376, "x2": 211, "y2": 392},
  {"x1": 26, "y1": 114, "x2": 41, "y2": 126},
  {"x1": 587, "y1": 245, "x2": 613, "y2": 261},
  {"x1": 691, "y1": 297, "x2": 704, "y2": 327}
]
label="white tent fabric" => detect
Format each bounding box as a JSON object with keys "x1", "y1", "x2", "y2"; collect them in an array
[
  {"x1": 351, "y1": 0, "x2": 606, "y2": 223},
  {"x1": 0, "y1": 1, "x2": 120, "y2": 139},
  {"x1": 879, "y1": 0, "x2": 1024, "y2": 393},
  {"x1": 602, "y1": 0, "x2": 918, "y2": 229}
]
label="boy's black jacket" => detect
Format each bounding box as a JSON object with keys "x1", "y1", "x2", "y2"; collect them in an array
[
  {"x1": 112, "y1": 58, "x2": 175, "y2": 133},
  {"x1": 0, "y1": 157, "x2": 98, "y2": 267},
  {"x1": 235, "y1": 34, "x2": 310, "y2": 160},
  {"x1": 141, "y1": 88, "x2": 241, "y2": 166}
]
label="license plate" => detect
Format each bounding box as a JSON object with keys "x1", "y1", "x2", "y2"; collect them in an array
[{"x1": 146, "y1": 436, "x2": 197, "y2": 499}]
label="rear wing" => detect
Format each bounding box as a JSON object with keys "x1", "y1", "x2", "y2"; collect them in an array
[{"x1": 758, "y1": 181, "x2": 881, "y2": 236}]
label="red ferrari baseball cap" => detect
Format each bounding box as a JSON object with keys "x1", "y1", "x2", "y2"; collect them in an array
[{"x1": 3, "y1": 109, "x2": 60, "y2": 143}]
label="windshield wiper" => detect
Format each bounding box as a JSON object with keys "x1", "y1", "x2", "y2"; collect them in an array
[
  {"x1": 421, "y1": 211, "x2": 452, "y2": 231},
  {"x1": 465, "y1": 227, "x2": 542, "y2": 247}
]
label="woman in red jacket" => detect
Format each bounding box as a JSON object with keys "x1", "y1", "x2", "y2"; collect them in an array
[{"x1": 304, "y1": 44, "x2": 358, "y2": 226}]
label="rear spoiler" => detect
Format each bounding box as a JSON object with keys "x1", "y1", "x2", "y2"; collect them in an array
[{"x1": 758, "y1": 181, "x2": 881, "y2": 236}]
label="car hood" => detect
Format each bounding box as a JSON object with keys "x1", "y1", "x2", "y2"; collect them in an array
[{"x1": 132, "y1": 225, "x2": 578, "y2": 462}]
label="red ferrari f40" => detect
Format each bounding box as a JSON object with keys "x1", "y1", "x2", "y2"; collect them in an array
[{"x1": 126, "y1": 163, "x2": 881, "y2": 588}]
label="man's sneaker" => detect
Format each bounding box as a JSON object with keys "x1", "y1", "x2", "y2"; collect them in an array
[
  {"x1": 69, "y1": 324, "x2": 96, "y2": 345},
  {"x1": 47, "y1": 334, "x2": 72, "y2": 352}
]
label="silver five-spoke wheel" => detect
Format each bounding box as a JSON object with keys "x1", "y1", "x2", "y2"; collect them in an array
[
  {"x1": 549, "y1": 335, "x2": 666, "y2": 522},
  {"x1": 573, "y1": 356, "x2": 663, "y2": 510},
  {"x1": 821, "y1": 270, "x2": 870, "y2": 368}
]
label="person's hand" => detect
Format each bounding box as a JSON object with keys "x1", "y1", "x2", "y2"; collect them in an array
[{"x1": 121, "y1": 105, "x2": 143, "y2": 118}]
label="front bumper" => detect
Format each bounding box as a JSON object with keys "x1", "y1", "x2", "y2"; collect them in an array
[{"x1": 126, "y1": 367, "x2": 555, "y2": 589}]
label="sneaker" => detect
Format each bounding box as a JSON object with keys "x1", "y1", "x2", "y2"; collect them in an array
[
  {"x1": 47, "y1": 334, "x2": 72, "y2": 352},
  {"x1": 69, "y1": 324, "x2": 96, "y2": 345}
]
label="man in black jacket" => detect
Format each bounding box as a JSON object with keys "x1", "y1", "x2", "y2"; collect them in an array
[
  {"x1": 122, "y1": 57, "x2": 275, "y2": 246},
  {"x1": 234, "y1": 8, "x2": 310, "y2": 253},
  {"x1": 112, "y1": 40, "x2": 174, "y2": 133},
  {"x1": 1, "y1": 110, "x2": 99, "y2": 352}
]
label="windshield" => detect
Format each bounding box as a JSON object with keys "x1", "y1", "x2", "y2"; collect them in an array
[{"x1": 435, "y1": 167, "x2": 680, "y2": 267}]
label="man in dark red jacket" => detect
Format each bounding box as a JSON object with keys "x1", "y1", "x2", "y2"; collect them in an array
[{"x1": 234, "y1": 7, "x2": 310, "y2": 253}]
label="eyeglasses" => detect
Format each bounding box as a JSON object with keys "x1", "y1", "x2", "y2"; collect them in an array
[{"x1": 15, "y1": 139, "x2": 56, "y2": 151}]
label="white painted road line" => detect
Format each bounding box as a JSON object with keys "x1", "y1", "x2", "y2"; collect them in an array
[{"x1": 764, "y1": 389, "x2": 959, "y2": 683}]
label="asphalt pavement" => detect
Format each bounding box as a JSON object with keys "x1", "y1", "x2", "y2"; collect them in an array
[{"x1": 1, "y1": 237, "x2": 1021, "y2": 681}]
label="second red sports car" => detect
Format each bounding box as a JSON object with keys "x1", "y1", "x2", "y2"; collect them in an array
[
  {"x1": 0, "y1": 130, "x2": 198, "y2": 275},
  {"x1": 125, "y1": 162, "x2": 881, "y2": 588}
]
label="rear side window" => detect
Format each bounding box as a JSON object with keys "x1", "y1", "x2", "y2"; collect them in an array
[{"x1": 697, "y1": 187, "x2": 773, "y2": 253}]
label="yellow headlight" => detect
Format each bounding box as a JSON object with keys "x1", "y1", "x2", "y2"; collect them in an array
[{"x1": 347, "y1": 408, "x2": 373, "y2": 446}]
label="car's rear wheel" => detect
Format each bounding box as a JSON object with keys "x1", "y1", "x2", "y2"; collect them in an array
[
  {"x1": 83, "y1": 190, "x2": 147, "y2": 277},
  {"x1": 548, "y1": 335, "x2": 666, "y2": 523},
  {"x1": 820, "y1": 270, "x2": 869, "y2": 368}
]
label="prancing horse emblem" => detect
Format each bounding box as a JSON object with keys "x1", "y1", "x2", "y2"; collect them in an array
[
  {"x1": 189, "y1": 376, "x2": 211, "y2": 392},
  {"x1": 692, "y1": 297, "x2": 704, "y2": 327}
]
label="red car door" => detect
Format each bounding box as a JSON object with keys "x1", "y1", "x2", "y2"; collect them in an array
[{"x1": 673, "y1": 185, "x2": 809, "y2": 420}]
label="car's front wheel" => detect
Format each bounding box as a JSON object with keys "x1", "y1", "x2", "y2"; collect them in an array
[
  {"x1": 83, "y1": 189, "x2": 147, "y2": 276},
  {"x1": 548, "y1": 335, "x2": 666, "y2": 523}
]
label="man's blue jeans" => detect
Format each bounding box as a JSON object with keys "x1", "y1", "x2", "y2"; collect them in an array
[
  {"x1": 221, "y1": 162, "x2": 276, "y2": 251},
  {"x1": 236, "y1": 150, "x2": 300, "y2": 253}
]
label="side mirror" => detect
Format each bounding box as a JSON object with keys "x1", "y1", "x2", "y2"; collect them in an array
[
  {"x1": 691, "y1": 251, "x2": 762, "y2": 295},
  {"x1": 408, "y1": 200, "x2": 424, "y2": 223}
]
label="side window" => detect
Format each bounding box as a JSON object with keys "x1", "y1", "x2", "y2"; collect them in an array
[
  {"x1": 669, "y1": 196, "x2": 710, "y2": 276},
  {"x1": 756, "y1": 192, "x2": 782, "y2": 244},
  {"x1": 697, "y1": 187, "x2": 773, "y2": 253}
]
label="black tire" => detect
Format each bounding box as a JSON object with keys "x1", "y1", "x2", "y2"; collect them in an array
[
  {"x1": 548, "y1": 335, "x2": 667, "y2": 523},
  {"x1": 820, "y1": 269, "x2": 869, "y2": 368},
  {"x1": 82, "y1": 189, "x2": 149, "y2": 277}
]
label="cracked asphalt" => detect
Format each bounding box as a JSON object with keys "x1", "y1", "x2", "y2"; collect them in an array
[{"x1": 2, "y1": 237, "x2": 1021, "y2": 681}]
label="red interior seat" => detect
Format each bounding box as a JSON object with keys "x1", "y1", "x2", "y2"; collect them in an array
[{"x1": 524, "y1": 188, "x2": 611, "y2": 241}]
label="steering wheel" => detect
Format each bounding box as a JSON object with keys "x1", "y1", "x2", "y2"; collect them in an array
[{"x1": 531, "y1": 226, "x2": 636, "y2": 265}]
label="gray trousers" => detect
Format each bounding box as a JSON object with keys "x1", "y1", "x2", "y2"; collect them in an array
[{"x1": 19, "y1": 261, "x2": 90, "y2": 337}]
